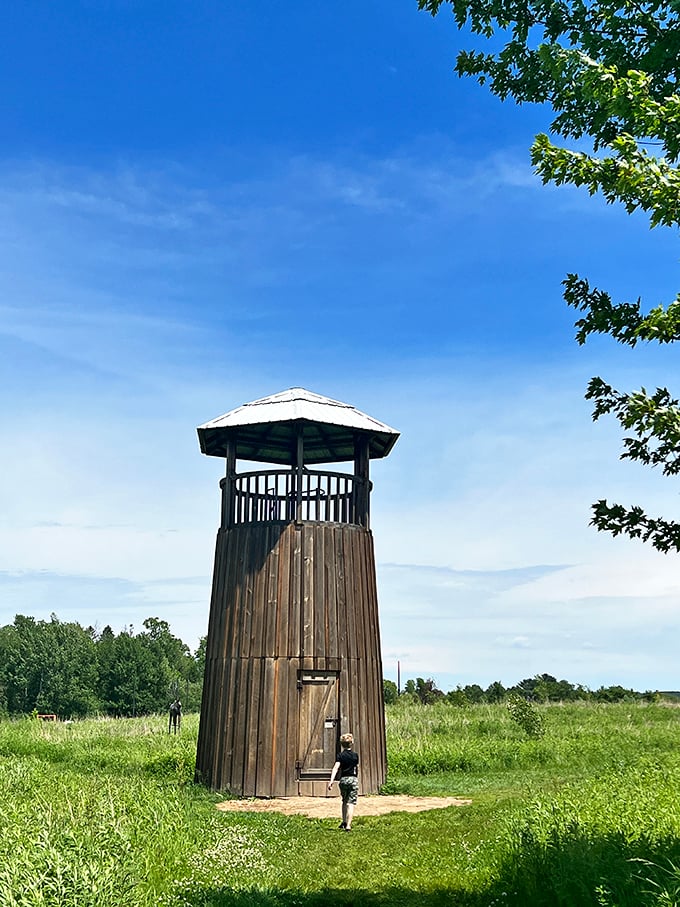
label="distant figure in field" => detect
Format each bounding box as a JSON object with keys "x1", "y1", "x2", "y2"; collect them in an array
[
  {"x1": 169, "y1": 698, "x2": 182, "y2": 734},
  {"x1": 328, "y1": 732, "x2": 359, "y2": 831}
]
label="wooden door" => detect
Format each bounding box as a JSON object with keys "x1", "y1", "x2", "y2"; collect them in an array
[{"x1": 297, "y1": 672, "x2": 340, "y2": 780}]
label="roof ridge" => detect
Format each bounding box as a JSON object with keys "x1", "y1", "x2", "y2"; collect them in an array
[{"x1": 197, "y1": 387, "x2": 399, "y2": 464}]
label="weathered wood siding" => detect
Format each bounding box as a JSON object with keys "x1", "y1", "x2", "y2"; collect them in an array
[{"x1": 195, "y1": 520, "x2": 386, "y2": 797}]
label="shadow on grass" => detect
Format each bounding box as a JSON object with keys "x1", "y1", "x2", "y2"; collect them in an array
[
  {"x1": 490, "y1": 829, "x2": 680, "y2": 906},
  {"x1": 172, "y1": 833, "x2": 680, "y2": 907},
  {"x1": 166, "y1": 887, "x2": 485, "y2": 906}
]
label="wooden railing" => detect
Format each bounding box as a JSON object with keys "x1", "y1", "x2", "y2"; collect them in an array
[{"x1": 220, "y1": 469, "x2": 369, "y2": 528}]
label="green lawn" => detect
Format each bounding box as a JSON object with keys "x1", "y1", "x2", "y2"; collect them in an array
[{"x1": 2, "y1": 702, "x2": 680, "y2": 906}]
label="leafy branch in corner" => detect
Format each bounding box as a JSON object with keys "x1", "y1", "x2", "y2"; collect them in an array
[{"x1": 420, "y1": 0, "x2": 680, "y2": 552}]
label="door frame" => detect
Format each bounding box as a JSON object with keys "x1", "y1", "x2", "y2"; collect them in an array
[{"x1": 296, "y1": 670, "x2": 340, "y2": 780}]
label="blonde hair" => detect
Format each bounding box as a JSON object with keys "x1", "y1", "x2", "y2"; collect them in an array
[{"x1": 339, "y1": 733, "x2": 354, "y2": 748}]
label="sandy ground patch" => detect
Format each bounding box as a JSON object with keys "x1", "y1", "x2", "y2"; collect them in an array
[{"x1": 216, "y1": 795, "x2": 472, "y2": 819}]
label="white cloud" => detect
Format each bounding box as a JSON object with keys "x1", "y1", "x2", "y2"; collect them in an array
[
  {"x1": 1, "y1": 149, "x2": 679, "y2": 692},
  {"x1": 377, "y1": 545, "x2": 680, "y2": 690},
  {"x1": 0, "y1": 570, "x2": 209, "y2": 651}
]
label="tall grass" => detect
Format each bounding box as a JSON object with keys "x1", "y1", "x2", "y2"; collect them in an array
[
  {"x1": 385, "y1": 700, "x2": 680, "y2": 791},
  {"x1": 0, "y1": 716, "x2": 209, "y2": 906},
  {"x1": 493, "y1": 758, "x2": 680, "y2": 905},
  {"x1": 2, "y1": 702, "x2": 680, "y2": 905}
]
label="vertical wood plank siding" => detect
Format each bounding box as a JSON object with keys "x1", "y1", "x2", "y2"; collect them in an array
[{"x1": 196, "y1": 520, "x2": 387, "y2": 796}]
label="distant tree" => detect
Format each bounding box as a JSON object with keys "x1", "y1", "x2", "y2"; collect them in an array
[
  {"x1": 555, "y1": 679, "x2": 581, "y2": 701},
  {"x1": 100, "y1": 629, "x2": 155, "y2": 716},
  {"x1": 446, "y1": 686, "x2": 470, "y2": 706},
  {"x1": 139, "y1": 617, "x2": 187, "y2": 710},
  {"x1": 513, "y1": 678, "x2": 539, "y2": 701},
  {"x1": 40, "y1": 617, "x2": 99, "y2": 717},
  {"x1": 533, "y1": 673, "x2": 579, "y2": 702},
  {"x1": 96, "y1": 624, "x2": 116, "y2": 708},
  {"x1": 414, "y1": 677, "x2": 444, "y2": 705},
  {"x1": 485, "y1": 681, "x2": 506, "y2": 703},
  {"x1": 383, "y1": 679, "x2": 399, "y2": 704},
  {"x1": 0, "y1": 614, "x2": 206, "y2": 717},
  {"x1": 538, "y1": 673, "x2": 558, "y2": 685},
  {"x1": 574, "y1": 684, "x2": 592, "y2": 701},
  {"x1": 0, "y1": 616, "x2": 38, "y2": 713},
  {"x1": 594, "y1": 684, "x2": 638, "y2": 703},
  {"x1": 463, "y1": 683, "x2": 485, "y2": 704},
  {"x1": 194, "y1": 635, "x2": 207, "y2": 681},
  {"x1": 0, "y1": 615, "x2": 99, "y2": 717}
]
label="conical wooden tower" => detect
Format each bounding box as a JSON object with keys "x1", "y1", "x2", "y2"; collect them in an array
[{"x1": 195, "y1": 388, "x2": 399, "y2": 796}]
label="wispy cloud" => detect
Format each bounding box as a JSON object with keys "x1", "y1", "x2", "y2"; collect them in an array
[
  {"x1": 0, "y1": 569, "x2": 208, "y2": 649},
  {"x1": 1, "y1": 147, "x2": 679, "y2": 688},
  {"x1": 378, "y1": 558, "x2": 680, "y2": 690}
]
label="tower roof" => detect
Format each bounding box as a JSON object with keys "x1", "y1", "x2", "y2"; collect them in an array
[{"x1": 197, "y1": 387, "x2": 400, "y2": 464}]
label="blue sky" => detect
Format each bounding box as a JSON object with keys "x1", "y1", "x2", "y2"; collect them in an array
[{"x1": 2, "y1": 0, "x2": 680, "y2": 691}]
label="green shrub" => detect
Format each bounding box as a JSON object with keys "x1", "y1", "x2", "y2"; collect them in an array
[{"x1": 506, "y1": 694, "x2": 545, "y2": 738}]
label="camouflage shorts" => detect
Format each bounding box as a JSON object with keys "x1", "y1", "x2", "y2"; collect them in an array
[{"x1": 339, "y1": 776, "x2": 359, "y2": 805}]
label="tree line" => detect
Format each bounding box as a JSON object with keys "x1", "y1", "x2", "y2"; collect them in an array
[
  {"x1": 0, "y1": 614, "x2": 205, "y2": 719},
  {"x1": 384, "y1": 674, "x2": 663, "y2": 706},
  {"x1": 1, "y1": 613, "x2": 665, "y2": 719}
]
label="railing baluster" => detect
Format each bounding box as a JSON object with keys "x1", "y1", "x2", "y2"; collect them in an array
[{"x1": 225, "y1": 469, "x2": 361, "y2": 526}]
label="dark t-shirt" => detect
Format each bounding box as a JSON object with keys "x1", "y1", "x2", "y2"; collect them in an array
[{"x1": 337, "y1": 748, "x2": 359, "y2": 778}]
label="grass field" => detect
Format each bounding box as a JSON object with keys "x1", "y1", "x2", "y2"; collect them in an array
[{"x1": 2, "y1": 701, "x2": 680, "y2": 906}]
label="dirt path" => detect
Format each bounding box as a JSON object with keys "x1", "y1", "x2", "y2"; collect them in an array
[{"x1": 217, "y1": 795, "x2": 471, "y2": 819}]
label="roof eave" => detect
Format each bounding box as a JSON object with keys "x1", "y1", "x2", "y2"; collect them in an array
[{"x1": 197, "y1": 423, "x2": 399, "y2": 464}]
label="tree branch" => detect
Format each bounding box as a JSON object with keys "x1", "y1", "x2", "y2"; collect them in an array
[{"x1": 591, "y1": 500, "x2": 680, "y2": 552}]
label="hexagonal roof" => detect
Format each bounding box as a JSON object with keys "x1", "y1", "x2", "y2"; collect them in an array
[{"x1": 197, "y1": 387, "x2": 399, "y2": 464}]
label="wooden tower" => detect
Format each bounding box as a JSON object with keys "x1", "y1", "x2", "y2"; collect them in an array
[{"x1": 195, "y1": 387, "x2": 399, "y2": 797}]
